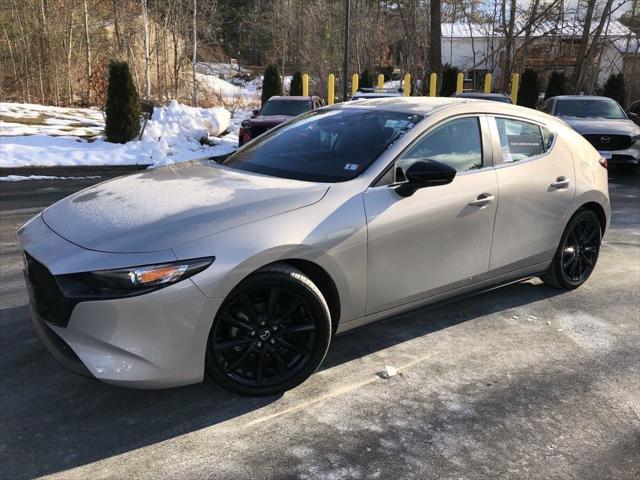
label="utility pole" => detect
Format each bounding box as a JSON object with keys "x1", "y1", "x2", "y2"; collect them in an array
[{"x1": 342, "y1": 0, "x2": 350, "y2": 101}]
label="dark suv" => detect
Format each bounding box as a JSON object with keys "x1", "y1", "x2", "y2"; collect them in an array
[
  {"x1": 239, "y1": 96, "x2": 325, "y2": 146},
  {"x1": 541, "y1": 95, "x2": 640, "y2": 170}
]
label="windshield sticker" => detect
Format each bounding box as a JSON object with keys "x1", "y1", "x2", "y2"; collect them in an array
[{"x1": 344, "y1": 164, "x2": 359, "y2": 171}]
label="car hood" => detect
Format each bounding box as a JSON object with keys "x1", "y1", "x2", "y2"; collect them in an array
[
  {"x1": 42, "y1": 161, "x2": 330, "y2": 253},
  {"x1": 247, "y1": 115, "x2": 292, "y2": 127},
  {"x1": 560, "y1": 117, "x2": 640, "y2": 135}
]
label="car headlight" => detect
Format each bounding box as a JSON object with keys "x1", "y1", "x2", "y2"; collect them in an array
[
  {"x1": 58, "y1": 258, "x2": 214, "y2": 297},
  {"x1": 631, "y1": 134, "x2": 640, "y2": 145},
  {"x1": 240, "y1": 120, "x2": 251, "y2": 129},
  {"x1": 89, "y1": 258, "x2": 214, "y2": 290}
]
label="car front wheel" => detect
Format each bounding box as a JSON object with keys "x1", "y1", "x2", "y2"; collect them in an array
[
  {"x1": 541, "y1": 209, "x2": 602, "y2": 289},
  {"x1": 205, "y1": 264, "x2": 332, "y2": 396}
]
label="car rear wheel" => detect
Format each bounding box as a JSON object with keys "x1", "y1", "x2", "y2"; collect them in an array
[
  {"x1": 541, "y1": 209, "x2": 602, "y2": 289},
  {"x1": 205, "y1": 264, "x2": 331, "y2": 396}
]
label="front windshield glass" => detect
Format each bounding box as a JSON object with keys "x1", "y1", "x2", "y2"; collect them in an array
[
  {"x1": 260, "y1": 100, "x2": 312, "y2": 116},
  {"x1": 224, "y1": 109, "x2": 423, "y2": 182},
  {"x1": 555, "y1": 99, "x2": 626, "y2": 119}
]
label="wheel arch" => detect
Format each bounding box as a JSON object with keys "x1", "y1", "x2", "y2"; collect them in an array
[
  {"x1": 262, "y1": 259, "x2": 341, "y2": 333},
  {"x1": 579, "y1": 201, "x2": 608, "y2": 235}
]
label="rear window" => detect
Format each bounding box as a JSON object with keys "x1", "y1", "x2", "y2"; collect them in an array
[
  {"x1": 224, "y1": 109, "x2": 423, "y2": 182},
  {"x1": 260, "y1": 100, "x2": 312, "y2": 116}
]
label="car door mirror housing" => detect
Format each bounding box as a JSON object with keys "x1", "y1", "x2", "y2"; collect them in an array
[
  {"x1": 627, "y1": 111, "x2": 638, "y2": 120},
  {"x1": 252, "y1": 109, "x2": 260, "y2": 117},
  {"x1": 395, "y1": 160, "x2": 457, "y2": 197}
]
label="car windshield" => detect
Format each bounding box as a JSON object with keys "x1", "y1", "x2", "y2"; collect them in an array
[
  {"x1": 260, "y1": 100, "x2": 312, "y2": 116},
  {"x1": 555, "y1": 99, "x2": 626, "y2": 119},
  {"x1": 224, "y1": 109, "x2": 423, "y2": 182}
]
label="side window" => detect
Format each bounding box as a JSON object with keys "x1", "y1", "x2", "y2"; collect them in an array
[
  {"x1": 495, "y1": 118, "x2": 545, "y2": 164},
  {"x1": 541, "y1": 126, "x2": 555, "y2": 152},
  {"x1": 394, "y1": 117, "x2": 483, "y2": 182}
]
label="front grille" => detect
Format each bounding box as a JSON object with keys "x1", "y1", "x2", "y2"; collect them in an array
[
  {"x1": 583, "y1": 134, "x2": 632, "y2": 151},
  {"x1": 250, "y1": 125, "x2": 270, "y2": 138},
  {"x1": 24, "y1": 253, "x2": 70, "y2": 326}
]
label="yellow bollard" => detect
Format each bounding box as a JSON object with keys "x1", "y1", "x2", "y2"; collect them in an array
[
  {"x1": 302, "y1": 73, "x2": 309, "y2": 97},
  {"x1": 484, "y1": 73, "x2": 493, "y2": 94},
  {"x1": 327, "y1": 73, "x2": 335, "y2": 105},
  {"x1": 456, "y1": 72, "x2": 464, "y2": 94},
  {"x1": 403, "y1": 73, "x2": 411, "y2": 96},
  {"x1": 511, "y1": 73, "x2": 520, "y2": 105},
  {"x1": 352, "y1": 73, "x2": 359, "y2": 96},
  {"x1": 429, "y1": 73, "x2": 437, "y2": 97},
  {"x1": 377, "y1": 74, "x2": 384, "y2": 92}
]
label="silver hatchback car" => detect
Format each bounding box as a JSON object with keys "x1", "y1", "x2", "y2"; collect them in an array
[{"x1": 19, "y1": 98, "x2": 610, "y2": 396}]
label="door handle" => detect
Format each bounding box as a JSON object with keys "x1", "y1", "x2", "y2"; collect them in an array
[
  {"x1": 469, "y1": 193, "x2": 495, "y2": 207},
  {"x1": 550, "y1": 177, "x2": 571, "y2": 189}
]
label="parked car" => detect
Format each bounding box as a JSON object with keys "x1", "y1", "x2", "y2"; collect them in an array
[
  {"x1": 238, "y1": 96, "x2": 324, "y2": 146},
  {"x1": 541, "y1": 95, "x2": 640, "y2": 170},
  {"x1": 627, "y1": 100, "x2": 640, "y2": 126},
  {"x1": 451, "y1": 91, "x2": 513, "y2": 104},
  {"x1": 19, "y1": 98, "x2": 610, "y2": 396}
]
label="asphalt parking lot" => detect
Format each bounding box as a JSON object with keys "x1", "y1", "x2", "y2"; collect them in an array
[{"x1": 1, "y1": 167, "x2": 639, "y2": 480}]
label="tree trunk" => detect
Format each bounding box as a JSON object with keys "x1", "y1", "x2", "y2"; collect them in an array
[
  {"x1": 429, "y1": 0, "x2": 441, "y2": 75},
  {"x1": 83, "y1": 0, "x2": 92, "y2": 104},
  {"x1": 141, "y1": 0, "x2": 151, "y2": 100},
  {"x1": 192, "y1": 0, "x2": 197, "y2": 106}
]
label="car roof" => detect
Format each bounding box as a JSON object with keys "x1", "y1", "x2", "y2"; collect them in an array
[
  {"x1": 329, "y1": 97, "x2": 563, "y2": 126},
  {"x1": 352, "y1": 92, "x2": 402, "y2": 97}
]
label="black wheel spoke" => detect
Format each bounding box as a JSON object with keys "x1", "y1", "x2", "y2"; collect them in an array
[
  {"x1": 214, "y1": 337, "x2": 254, "y2": 351},
  {"x1": 271, "y1": 348, "x2": 289, "y2": 379},
  {"x1": 221, "y1": 314, "x2": 254, "y2": 332},
  {"x1": 225, "y1": 343, "x2": 256, "y2": 372},
  {"x1": 255, "y1": 349, "x2": 267, "y2": 385},
  {"x1": 239, "y1": 293, "x2": 259, "y2": 322},
  {"x1": 283, "y1": 323, "x2": 316, "y2": 335},
  {"x1": 281, "y1": 299, "x2": 303, "y2": 322},
  {"x1": 277, "y1": 337, "x2": 310, "y2": 354},
  {"x1": 267, "y1": 287, "x2": 281, "y2": 318}
]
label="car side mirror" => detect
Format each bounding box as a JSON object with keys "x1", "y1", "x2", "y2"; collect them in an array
[
  {"x1": 627, "y1": 111, "x2": 638, "y2": 120},
  {"x1": 395, "y1": 160, "x2": 457, "y2": 197},
  {"x1": 252, "y1": 109, "x2": 260, "y2": 117}
]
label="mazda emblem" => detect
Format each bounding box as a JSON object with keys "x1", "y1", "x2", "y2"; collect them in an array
[{"x1": 600, "y1": 136, "x2": 611, "y2": 143}]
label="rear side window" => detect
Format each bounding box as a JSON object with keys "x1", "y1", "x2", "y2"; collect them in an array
[{"x1": 495, "y1": 118, "x2": 545, "y2": 163}]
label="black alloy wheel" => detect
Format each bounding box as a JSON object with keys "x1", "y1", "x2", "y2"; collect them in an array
[
  {"x1": 206, "y1": 264, "x2": 331, "y2": 396},
  {"x1": 542, "y1": 209, "x2": 602, "y2": 289}
]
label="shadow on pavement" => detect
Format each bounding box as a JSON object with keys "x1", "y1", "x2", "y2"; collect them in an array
[{"x1": 1, "y1": 278, "x2": 564, "y2": 479}]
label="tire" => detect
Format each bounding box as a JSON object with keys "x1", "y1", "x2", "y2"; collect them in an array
[
  {"x1": 541, "y1": 209, "x2": 602, "y2": 290},
  {"x1": 205, "y1": 263, "x2": 332, "y2": 396}
]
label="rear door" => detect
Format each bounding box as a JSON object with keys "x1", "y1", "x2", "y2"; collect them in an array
[{"x1": 488, "y1": 116, "x2": 575, "y2": 275}]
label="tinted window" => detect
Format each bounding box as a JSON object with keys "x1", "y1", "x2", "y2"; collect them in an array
[
  {"x1": 224, "y1": 109, "x2": 423, "y2": 182},
  {"x1": 555, "y1": 99, "x2": 626, "y2": 119},
  {"x1": 394, "y1": 117, "x2": 483, "y2": 180},
  {"x1": 495, "y1": 118, "x2": 545, "y2": 163},
  {"x1": 260, "y1": 100, "x2": 312, "y2": 116}
]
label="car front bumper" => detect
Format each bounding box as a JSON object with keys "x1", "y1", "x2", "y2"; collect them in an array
[
  {"x1": 19, "y1": 216, "x2": 223, "y2": 389},
  {"x1": 601, "y1": 143, "x2": 640, "y2": 166}
]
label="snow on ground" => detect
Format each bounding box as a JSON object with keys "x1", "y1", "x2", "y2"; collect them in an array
[
  {"x1": 0, "y1": 100, "x2": 245, "y2": 168},
  {"x1": 0, "y1": 64, "x2": 274, "y2": 169}
]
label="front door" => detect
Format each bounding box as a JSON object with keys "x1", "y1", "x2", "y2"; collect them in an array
[{"x1": 363, "y1": 116, "x2": 498, "y2": 315}]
